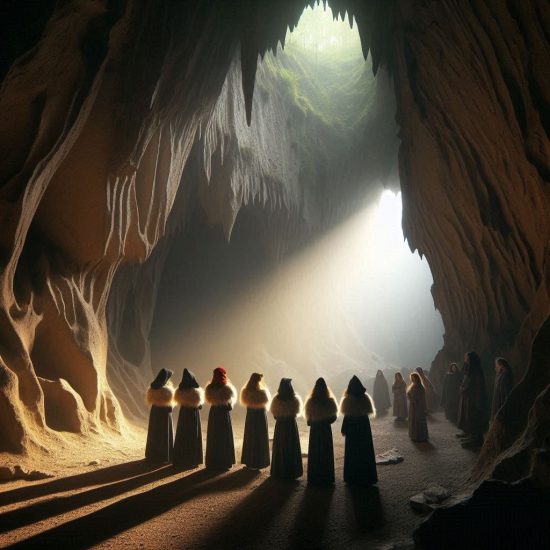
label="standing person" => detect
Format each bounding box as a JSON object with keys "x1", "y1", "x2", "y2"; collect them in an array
[
  {"x1": 457, "y1": 351, "x2": 488, "y2": 449},
  {"x1": 270, "y1": 378, "x2": 303, "y2": 480},
  {"x1": 240, "y1": 373, "x2": 271, "y2": 470},
  {"x1": 340, "y1": 375, "x2": 377, "y2": 486},
  {"x1": 205, "y1": 367, "x2": 237, "y2": 471},
  {"x1": 145, "y1": 368, "x2": 175, "y2": 463},
  {"x1": 392, "y1": 372, "x2": 408, "y2": 421},
  {"x1": 407, "y1": 373, "x2": 429, "y2": 442},
  {"x1": 304, "y1": 377, "x2": 338, "y2": 485},
  {"x1": 416, "y1": 367, "x2": 437, "y2": 413},
  {"x1": 440, "y1": 363, "x2": 462, "y2": 423},
  {"x1": 491, "y1": 357, "x2": 514, "y2": 419},
  {"x1": 173, "y1": 368, "x2": 204, "y2": 470},
  {"x1": 373, "y1": 370, "x2": 391, "y2": 412}
]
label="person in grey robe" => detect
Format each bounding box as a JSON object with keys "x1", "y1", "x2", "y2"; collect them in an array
[
  {"x1": 440, "y1": 363, "x2": 462, "y2": 423},
  {"x1": 407, "y1": 373, "x2": 429, "y2": 442},
  {"x1": 392, "y1": 372, "x2": 408, "y2": 420},
  {"x1": 373, "y1": 370, "x2": 391, "y2": 411}
]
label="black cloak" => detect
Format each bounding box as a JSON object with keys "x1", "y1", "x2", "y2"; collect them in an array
[
  {"x1": 440, "y1": 370, "x2": 462, "y2": 423},
  {"x1": 173, "y1": 368, "x2": 204, "y2": 470},
  {"x1": 340, "y1": 376, "x2": 378, "y2": 486},
  {"x1": 145, "y1": 368, "x2": 174, "y2": 463},
  {"x1": 240, "y1": 374, "x2": 271, "y2": 469},
  {"x1": 305, "y1": 378, "x2": 338, "y2": 485},
  {"x1": 205, "y1": 380, "x2": 237, "y2": 470},
  {"x1": 457, "y1": 353, "x2": 488, "y2": 436},
  {"x1": 270, "y1": 378, "x2": 303, "y2": 480}
]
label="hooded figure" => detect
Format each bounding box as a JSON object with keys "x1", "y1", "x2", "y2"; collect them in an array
[
  {"x1": 270, "y1": 378, "x2": 303, "y2": 480},
  {"x1": 392, "y1": 372, "x2": 408, "y2": 420},
  {"x1": 373, "y1": 370, "x2": 391, "y2": 411},
  {"x1": 340, "y1": 376, "x2": 377, "y2": 486},
  {"x1": 407, "y1": 372, "x2": 429, "y2": 442},
  {"x1": 491, "y1": 357, "x2": 514, "y2": 419},
  {"x1": 240, "y1": 373, "x2": 271, "y2": 469},
  {"x1": 173, "y1": 368, "x2": 204, "y2": 470},
  {"x1": 145, "y1": 368, "x2": 174, "y2": 463},
  {"x1": 457, "y1": 352, "x2": 488, "y2": 447},
  {"x1": 416, "y1": 367, "x2": 437, "y2": 412},
  {"x1": 304, "y1": 377, "x2": 338, "y2": 485},
  {"x1": 205, "y1": 367, "x2": 237, "y2": 470},
  {"x1": 440, "y1": 363, "x2": 462, "y2": 423}
]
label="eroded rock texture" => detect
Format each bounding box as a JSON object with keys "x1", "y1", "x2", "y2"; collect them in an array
[{"x1": 0, "y1": 0, "x2": 548, "y2": 508}]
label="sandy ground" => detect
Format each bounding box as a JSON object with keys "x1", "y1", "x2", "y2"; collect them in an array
[{"x1": 0, "y1": 411, "x2": 477, "y2": 549}]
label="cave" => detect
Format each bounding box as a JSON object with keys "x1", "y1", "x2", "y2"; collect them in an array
[{"x1": 0, "y1": 0, "x2": 549, "y2": 548}]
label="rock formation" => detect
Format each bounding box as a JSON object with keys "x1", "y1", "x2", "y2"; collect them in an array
[{"x1": 0, "y1": 0, "x2": 548, "y2": 516}]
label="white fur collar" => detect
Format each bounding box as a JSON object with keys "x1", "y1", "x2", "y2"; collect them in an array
[
  {"x1": 146, "y1": 385, "x2": 174, "y2": 407},
  {"x1": 174, "y1": 387, "x2": 204, "y2": 408},
  {"x1": 339, "y1": 393, "x2": 375, "y2": 417},
  {"x1": 205, "y1": 382, "x2": 237, "y2": 406},
  {"x1": 305, "y1": 395, "x2": 338, "y2": 422},
  {"x1": 240, "y1": 386, "x2": 271, "y2": 409},
  {"x1": 270, "y1": 394, "x2": 303, "y2": 418}
]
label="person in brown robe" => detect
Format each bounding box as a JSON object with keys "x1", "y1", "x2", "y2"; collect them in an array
[
  {"x1": 440, "y1": 363, "x2": 462, "y2": 423},
  {"x1": 491, "y1": 357, "x2": 514, "y2": 419},
  {"x1": 415, "y1": 366, "x2": 437, "y2": 413},
  {"x1": 145, "y1": 368, "x2": 175, "y2": 463},
  {"x1": 205, "y1": 367, "x2": 237, "y2": 470},
  {"x1": 340, "y1": 375, "x2": 377, "y2": 485},
  {"x1": 392, "y1": 372, "x2": 408, "y2": 421},
  {"x1": 304, "y1": 377, "x2": 338, "y2": 485},
  {"x1": 240, "y1": 373, "x2": 271, "y2": 470},
  {"x1": 373, "y1": 370, "x2": 391, "y2": 411},
  {"x1": 270, "y1": 378, "x2": 303, "y2": 480},
  {"x1": 457, "y1": 351, "x2": 488, "y2": 449},
  {"x1": 407, "y1": 373, "x2": 429, "y2": 442}
]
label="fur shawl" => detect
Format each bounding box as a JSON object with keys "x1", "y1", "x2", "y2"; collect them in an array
[
  {"x1": 205, "y1": 382, "x2": 237, "y2": 407},
  {"x1": 174, "y1": 387, "x2": 204, "y2": 408},
  {"x1": 146, "y1": 385, "x2": 174, "y2": 407},
  {"x1": 240, "y1": 386, "x2": 271, "y2": 409},
  {"x1": 305, "y1": 395, "x2": 338, "y2": 422},
  {"x1": 270, "y1": 393, "x2": 303, "y2": 418},
  {"x1": 339, "y1": 393, "x2": 375, "y2": 417}
]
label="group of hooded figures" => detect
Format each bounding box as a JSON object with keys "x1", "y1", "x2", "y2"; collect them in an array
[
  {"x1": 145, "y1": 367, "x2": 378, "y2": 485},
  {"x1": 371, "y1": 352, "x2": 515, "y2": 449}
]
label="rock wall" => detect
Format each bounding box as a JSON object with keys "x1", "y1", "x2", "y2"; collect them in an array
[{"x1": 0, "y1": 0, "x2": 548, "y2": 496}]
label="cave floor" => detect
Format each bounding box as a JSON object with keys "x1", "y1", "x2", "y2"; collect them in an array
[{"x1": 0, "y1": 412, "x2": 477, "y2": 549}]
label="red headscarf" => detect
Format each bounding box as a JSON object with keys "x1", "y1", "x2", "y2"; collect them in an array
[{"x1": 212, "y1": 366, "x2": 227, "y2": 385}]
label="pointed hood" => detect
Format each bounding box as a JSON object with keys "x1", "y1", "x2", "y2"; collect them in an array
[
  {"x1": 179, "y1": 368, "x2": 199, "y2": 390},
  {"x1": 346, "y1": 375, "x2": 366, "y2": 396},
  {"x1": 150, "y1": 368, "x2": 173, "y2": 389},
  {"x1": 212, "y1": 366, "x2": 228, "y2": 385},
  {"x1": 277, "y1": 378, "x2": 295, "y2": 400}
]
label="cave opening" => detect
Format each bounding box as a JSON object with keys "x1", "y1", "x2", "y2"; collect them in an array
[{"x1": 147, "y1": 3, "x2": 444, "y2": 404}]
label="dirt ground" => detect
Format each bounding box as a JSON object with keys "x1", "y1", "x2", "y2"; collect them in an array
[{"x1": 0, "y1": 411, "x2": 477, "y2": 549}]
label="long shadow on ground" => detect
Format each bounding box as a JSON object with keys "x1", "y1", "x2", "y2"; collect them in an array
[
  {"x1": 0, "y1": 464, "x2": 177, "y2": 533},
  {"x1": 0, "y1": 460, "x2": 156, "y2": 507},
  {"x1": 195, "y1": 476, "x2": 299, "y2": 549},
  {"x1": 345, "y1": 485, "x2": 385, "y2": 534},
  {"x1": 10, "y1": 468, "x2": 258, "y2": 549}
]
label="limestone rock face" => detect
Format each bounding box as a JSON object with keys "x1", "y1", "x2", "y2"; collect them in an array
[{"x1": 0, "y1": 0, "x2": 548, "y2": 502}]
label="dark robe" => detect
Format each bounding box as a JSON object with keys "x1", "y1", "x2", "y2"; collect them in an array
[
  {"x1": 373, "y1": 374, "x2": 391, "y2": 410},
  {"x1": 145, "y1": 406, "x2": 174, "y2": 463},
  {"x1": 205, "y1": 404, "x2": 236, "y2": 470},
  {"x1": 307, "y1": 420, "x2": 336, "y2": 484},
  {"x1": 173, "y1": 407, "x2": 203, "y2": 469},
  {"x1": 271, "y1": 416, "x2": 303, "y2": 479},
  {"x1": 342, "y1": 415, "x2": 377, "y2": 485},
  {"x1": 407, "y1": 385, "x2": 429, "y2": 442},
  {"x1": 440, "y1": 372, "x2": 462, "y2": 423},
  {"x1": 457, "y1": 364, "x2": 488, "y2": 436},
  {"x1": 491, "y1": 369, "x2": 513, "y2": 418},
  {"x1": 392, "y1": 381, "x2": 408, "y2": 419},
  {"x1": 242, "y1": 408, "x2": 270, "y2": 469}
]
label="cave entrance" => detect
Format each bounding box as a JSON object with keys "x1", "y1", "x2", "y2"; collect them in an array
[{"x1": 148, "y1": 3, "x2": 443, "y2": 401}]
